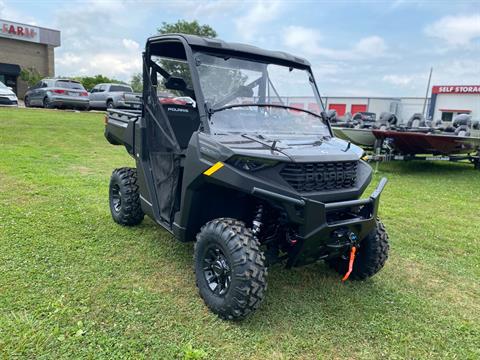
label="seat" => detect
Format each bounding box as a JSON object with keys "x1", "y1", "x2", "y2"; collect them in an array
[{"x1": 162, "y1": 104, "x2": 201, "y2": 149}]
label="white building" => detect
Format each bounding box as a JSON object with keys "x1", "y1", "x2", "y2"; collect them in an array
[
  {"x1": 275, "y1": 85, "x2": 479, "y2": 123},
  {"x1": 428, "y1": 85, "x2": 480, "y2": 122},
  {"x1": 295, "y1": 96, "x2": 428, "y2": 123},
  {"x1": 323, "y1": 96, "x2": 414, "y2": 121}
]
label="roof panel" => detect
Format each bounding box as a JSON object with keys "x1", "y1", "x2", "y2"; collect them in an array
[{"x1": 147, "y1": 33, "x2": 310, "y2": 67}]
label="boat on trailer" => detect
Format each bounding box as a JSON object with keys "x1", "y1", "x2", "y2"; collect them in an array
[
  {"x1": 372, "y1": 129, "x2": 480, "y2": 155},
  {"x1": 332, "y1": 112, "x2": 399, "y2": 148},
  {"x1": 370, "y1": 129, "x2": 480, "y2": 169},
  {"x1": 332, "y1": 127, "x2": 377, "y2": 148},
  {"x1": 332, "y1": 112, "x2": 480, "y2": 169}
]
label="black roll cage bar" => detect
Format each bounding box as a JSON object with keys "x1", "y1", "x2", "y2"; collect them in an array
[{"x1": 144, "y1": 34, "x2": 327, "y2": 135}]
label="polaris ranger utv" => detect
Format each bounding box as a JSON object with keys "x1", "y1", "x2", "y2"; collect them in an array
[{"x1": 105, "y1": 34, "x2": 389, "y2": 320}]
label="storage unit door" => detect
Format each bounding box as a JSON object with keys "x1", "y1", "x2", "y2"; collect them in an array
[
  {"x1": 351, "y1": 104, "x2": 367, "y2": 114},
  {"x1": 329, "y1": 103, "x2": 346, "y2": 116}
]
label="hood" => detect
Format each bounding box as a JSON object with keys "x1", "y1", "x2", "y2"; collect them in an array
[
  {"x1": 214, "y1": 133, "x2": 363, "y2": 162},
  {"x1": 0, "y1": 88, "x2": 16, "y2": 96}
]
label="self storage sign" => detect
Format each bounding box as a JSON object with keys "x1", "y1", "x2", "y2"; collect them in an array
[
  {"x1": 432, "y1": 85, "x2": 480, "y2": 94},
  {"x1": 0, "y1": 19, "x2": 39, "y2": 43}
]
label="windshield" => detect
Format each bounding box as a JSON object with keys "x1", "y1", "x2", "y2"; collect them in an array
[{"x1": 195, "y1": 52, "x2": 327, "y2": 136}]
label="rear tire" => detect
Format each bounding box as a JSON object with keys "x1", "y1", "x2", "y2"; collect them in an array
[
  {"x1": 109, "y1": 167, "x2": 144, "y2": 226},
  {"x1": 194, "y1": 218, "x2": 267, "y2": 320},
  {"x1": 327, "y1": 219, "x2": 389, "y2": 280},
  {"x1": 43, "y1": 97, "x2": 53, "y2": 109}
]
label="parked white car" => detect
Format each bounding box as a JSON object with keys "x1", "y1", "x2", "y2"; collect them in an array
[{"x1": 0, "y1": 81, "x2": 18, "y2": 107}]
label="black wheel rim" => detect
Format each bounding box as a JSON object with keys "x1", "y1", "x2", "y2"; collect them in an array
[
  {"x1": 111, "y1": 184, "x2": 121, "y2": 212},
  {"x1": 203, "y1": 246, "x2": 231, "y2": 296}
]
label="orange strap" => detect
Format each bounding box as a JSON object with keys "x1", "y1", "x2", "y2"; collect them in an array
[{"x1": 342, "y1": 246, "x2": 357, "y2": 281}]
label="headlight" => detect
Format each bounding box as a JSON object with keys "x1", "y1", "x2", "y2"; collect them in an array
[{"x1": 226, "y1": 156, "x2": 278, "y2": 171}]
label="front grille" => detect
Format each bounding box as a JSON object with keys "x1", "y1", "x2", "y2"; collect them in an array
[{"x1": 280, "y1": 161, "x2": 358, "y2": 192}]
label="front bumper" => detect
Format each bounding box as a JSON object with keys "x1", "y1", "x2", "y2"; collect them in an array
[
  {"x1": 179, "y1": 153, "x2": 387, "y2": 267},
  {"x1": 253, "y1": 178, "x2": 388, "y2": 267},
  {"x1": 0, "y1": 97, "x2": 18, "y2": 106}
]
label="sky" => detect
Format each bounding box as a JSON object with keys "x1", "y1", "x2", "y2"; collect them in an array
[{"x1": 0, "y1": 0, "x2": 479, "y2": 97}]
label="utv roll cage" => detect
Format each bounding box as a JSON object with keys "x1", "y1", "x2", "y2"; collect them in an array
[{"x1": 143, "y1": 34, "x2": 324, "y2": 134}]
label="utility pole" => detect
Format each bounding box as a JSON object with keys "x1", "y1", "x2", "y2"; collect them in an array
[{"x1": 422, "y1": 67, "x2": 433, "y2": 118}]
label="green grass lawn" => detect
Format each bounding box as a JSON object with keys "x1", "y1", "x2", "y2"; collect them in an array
[{"x1": 0, "y1": 108, "x2": 479, "y2": 359}]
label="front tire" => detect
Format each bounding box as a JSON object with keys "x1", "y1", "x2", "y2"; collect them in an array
[
  {"x1": 195, "y1": 218, "x2": 267, "y2": 320},
  {"x1": 327, "y1": 219, "x2": 389, "y2": 280},
  {"x1": 109, "y1": 167, "x2": 144, "y2": 226}
]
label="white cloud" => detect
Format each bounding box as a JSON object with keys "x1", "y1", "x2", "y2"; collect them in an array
[
  {"x1": 425, "y1": 14, "x2": 480, "y2": 47},
  {"x1": 235, "y1": 1, "x2": 283, "y2": 41},
  {"x1": 381, "y1": 61, "x2": 480, "y2": 92},
  {"x1": 56, "y1": 53, "x2": 82, "y2": 66},
  {"x1": 354, "y1": 36, "x2": 387, "y2": 55},
  {"x1": 431, "y1": 59, "x2": 480, "y2": 85},
  {"x1": 52, "y1": 0, "x2": 145, "y2": 80},
  {"x1": 164, "y1": 0, "x2": 236, "y2": 19},
  {"x1": 284, "y1": 25, "x2": 323, "y2": 54},
  {"x1": 389, "y1": 0, "x2": 407, "y2": 9},
  {"x1": 382, "y1": 74, "x2": 414, "y2": 86},
  {"x1": 122, "y1": 39, "x2": 140, "y2": 51},
  {"x1": 313, "y1": 63, "x2": 342, "y2": 77},
  {"x1": 0, "y1": 0, "x2": 6, "y2": 17},
  {"x1": 283, "y1": 26, "x2": 387, "y2": 60},
  {"x1": 56, "y1": 43, "x2": 141, "y2": 79},
  {"x1": 87, "y1": 52, "x2": 141, "y2": 77},
  {"x1": 388, "y1": 0, "x2": 430, "y2": 10},
  {"x1": 0, "y1": 0, "x2": 38, "y2": 24}
]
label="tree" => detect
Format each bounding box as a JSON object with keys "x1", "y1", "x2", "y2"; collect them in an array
[
  {"x1": 130, "y1": 73, "x2": 142, "y2": 92},
  {"x1": 72, "y1": 75, "x2": 125, "y2": 91},
  {"x1": 157, "y1": 20, "x2": 217, "y2": 38},
  {"x1": 20, "y1": 67, "x2": 42, "y2": 87}
]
